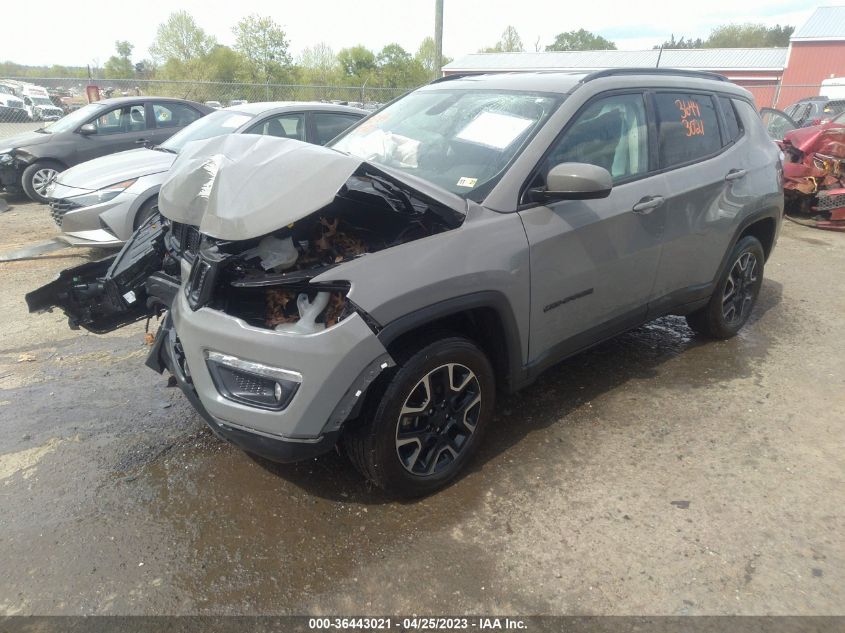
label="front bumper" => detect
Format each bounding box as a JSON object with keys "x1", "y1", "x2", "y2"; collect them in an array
[
  {"x1": 149, "y1": 314, "x2": 342, "y2": 462},
  {"x1": 150, "y1": 289, "x2": 393, "y2": 461}
]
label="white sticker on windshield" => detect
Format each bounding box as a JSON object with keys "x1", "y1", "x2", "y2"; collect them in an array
[
  {"x1": 456, "y1": 177, "x2": 477, "y2": 188},
  {"x1": 456, "y1": 111, "x2": 533, "y2": 150}
]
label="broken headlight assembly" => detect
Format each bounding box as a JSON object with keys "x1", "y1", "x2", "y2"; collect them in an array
[{"x1": 69, "y1": 178, "x2": 138, "y2": 207}]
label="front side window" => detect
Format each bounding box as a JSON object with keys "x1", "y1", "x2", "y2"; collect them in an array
[
  {"x1": 91, "y1": 107, "x2": 128, "y2": 135},
  {"x1": 654, "y1": 92, "x2": 721, "y2": 168},
  {"x1": 330, "y1": 88, "x2": 561, "y2": 199},
  {"x1": 539, "y1": 93, "x2": 649, "y2": 185},
  {"x1": 160, "y1": 110, "x2": 252, "y2": 153},
  {"x1": 313, "y1": 112, "x2": 363, "y2": 145},
  {"x1": 246, "y1": 113, "x2": 304, "y2": 139},
  {"x1": 153, "y1": 102, "x2": 201, "y2": 129}
]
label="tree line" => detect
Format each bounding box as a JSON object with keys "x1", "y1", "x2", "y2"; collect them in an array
[{"x1": 0, "y1": 13, "x2": 795, "y2": 89}]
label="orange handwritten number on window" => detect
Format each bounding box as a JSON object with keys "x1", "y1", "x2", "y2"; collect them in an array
[{"x1": 675, "y1": 98, "x2": 705, "y2": 137}]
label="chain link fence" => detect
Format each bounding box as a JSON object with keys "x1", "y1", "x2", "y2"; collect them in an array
[{"x1": 0, "y1": 77, "x2": 413, "y2": 140}]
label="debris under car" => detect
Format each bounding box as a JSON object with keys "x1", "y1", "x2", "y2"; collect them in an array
[{"x1": 780, "y1": 114, "x2": 845, "y2": 232}]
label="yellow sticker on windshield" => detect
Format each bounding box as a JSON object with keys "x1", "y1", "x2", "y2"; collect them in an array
[{"x1": 457, "y1": 177, "x2": 477, "y2": 188}]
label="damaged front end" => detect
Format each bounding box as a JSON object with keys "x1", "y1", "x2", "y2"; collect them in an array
[
  {"x1": 25, "y1": 135, "x2": 467, "y2": 453},
  {"x1": 781, "y1": 121, "x2": 845, "y2": 232}
]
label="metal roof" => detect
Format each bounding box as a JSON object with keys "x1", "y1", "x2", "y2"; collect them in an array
[
  {"x1": 443, "y1": 48, "x2": 788, "y2": 73},
  {"x1": 792, "y1": 6, "x2": 845, "y2": 40}
]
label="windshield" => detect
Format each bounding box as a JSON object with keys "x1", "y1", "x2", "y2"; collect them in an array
[
  {"x1": 42, "y1": 103, "x2": 106, "y2": 134},
  {"x1": 330, "y1": 89, "x2": 561, "y2": 199},
  {"x1": 160, "y1": 110, "x2": 252, "y2": 153},
  {"x1": 32, "y1": 97, "x2": 53, "y2": 106}
]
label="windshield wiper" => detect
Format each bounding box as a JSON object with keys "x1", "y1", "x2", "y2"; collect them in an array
[
  {"x1": 152, "y1": 145, "x2": 176, "y2": 154},
  {"x1": 33, "y1": 128, "x2": 50, "y2": 134}
]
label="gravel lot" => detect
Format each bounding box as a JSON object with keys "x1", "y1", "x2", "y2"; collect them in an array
[{"x1": 0, "y1": 195, "x2": 842, "y2": 616}]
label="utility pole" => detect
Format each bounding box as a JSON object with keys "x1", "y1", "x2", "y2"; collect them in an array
[{"x1": 434, "y1": 0, "x2": 444, "y2": 79}]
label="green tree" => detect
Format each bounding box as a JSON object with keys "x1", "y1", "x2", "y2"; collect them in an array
[
  {"x1": 653, "y1": 34, "x2": 704, "y2": 49},
  {"x1": 704, "y1": 23, "x2": 794, "y2": 48},
  {"x1": 232, "y1": 14, "x2": 292, "y2": 84},
  {"x1": 299, "y1": 42, "x2": 339, "y2": 84},
  {"x1": 546, "y1": 29, "x2": 616, "y2": 51},
  {"x1": 337, "y1": 45, "x2": 377, "y2": 79},
  {"x1": 205, "y1": 45, "x2": 243, "y2": 83},
  {"x1": 416, "y1": 36, "x2": 452, "y2": 77},
  {"x1": 480, "y1": 26, "x2": 525, "y2": 53},
  {"x1": 149, "y1": 11, "x2": 216, "y2": 65},
  {"x1": 104, "y1": 40, "x2": 135, "y2": 79},
  {"x1": 376, "y1": 43, "x2": 427, "y2": 88}
]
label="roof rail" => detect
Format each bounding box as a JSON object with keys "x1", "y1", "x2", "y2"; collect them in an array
[
  {"x1": 429, "y1": 72, "x2": 491, "y2": 84},
  {"x1": 581, "y1": 68, "x2": 729, "y2": 83}
]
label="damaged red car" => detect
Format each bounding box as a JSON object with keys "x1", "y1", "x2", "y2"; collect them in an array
[{"x1": 761, "y1": 107, "x2": 845, "y2": 231}]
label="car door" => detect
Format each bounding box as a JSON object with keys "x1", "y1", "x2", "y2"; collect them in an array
[
  {"x1": 74, "y1": 103, "x2": 150, "y2": 164},
  {"x1": 759, "y1": 107, "x2": 798, "y2": 140},
  {"x1": 146, "y1": 101, "x2": 204, "y2": 145},
  {"x1": 308, "y1": 111, "x2": 365, "y2": 145},
  {"x1": 649, "y1": 92, "x2": 753, "y2": 310},
  {"x1": 517, "y1": 92, "x2": 666, "y2": 364}
]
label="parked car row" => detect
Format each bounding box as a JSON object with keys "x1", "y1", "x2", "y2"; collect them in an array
[{"x1": 25, "y1": 69, "x2": 782, "y2": 496}]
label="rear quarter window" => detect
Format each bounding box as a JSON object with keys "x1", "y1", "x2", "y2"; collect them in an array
[
  {"x1": 654, "y1": 92, "x2": 721, "y2": 168},
  {"x1": 719, "y1": 96, "x2": 742, "y2": 144}
]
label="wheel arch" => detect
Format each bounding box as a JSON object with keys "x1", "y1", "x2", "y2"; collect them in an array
[{"x1": 376, "y1": 291, "x2": 526, "y2": 394}]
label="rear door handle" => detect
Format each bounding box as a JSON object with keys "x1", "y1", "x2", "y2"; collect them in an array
[
  {"x1": 725, "y1": 169, "x2": 747, "y2": 181},
  {"x1": 134, "y1": 138, "x2": 148, "y2": 144},
  {"x1": 632, "y1": 195, "x2": 664, "y2": 214}
]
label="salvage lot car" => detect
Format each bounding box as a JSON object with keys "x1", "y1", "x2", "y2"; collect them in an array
[
  {"x1": 761, "y1": 108, "x2": 845, "y2": 231},
  {"x1": 0, "y1": 97, "x2": 213, "y2": 203},
  {"x1": 27, "y1": 69, "x2": 782, "y2": 496},
  {"x1": 46, "y1": 102, "x2": 366, "y2": 247}
]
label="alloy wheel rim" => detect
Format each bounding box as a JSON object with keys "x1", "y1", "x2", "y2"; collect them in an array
[
  {"x1": 395, "y1": 363, "x2": 482, "y2": 476},
  {"x1": 722, "y1": 251, "x2": 759, "y2": 324},
  {"x1": 32, "y1": 168, "x2": 58, "y2": 196}
]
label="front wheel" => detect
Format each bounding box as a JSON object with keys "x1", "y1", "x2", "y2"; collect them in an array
[
  {"x1": 344, "y1": 335, "x2": 495, "y2": 497},
  {"x1": 22, "y1": 161, "x2": 63, "y2": 203},
  {"x1": 686, "y1": 235, "x2": 765, "y2": 339}
]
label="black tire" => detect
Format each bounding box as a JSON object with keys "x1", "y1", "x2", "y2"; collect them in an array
[
  {"x1": 686, "y1": 235, "x2": 765, "y2": 339},
  {"x1": 21, "y1": 161, "x2": 63, "y2": 203},
  {"x1": 344, "y1": 335, "x2": 496, "y2": 497},
  {"x1": 133, "y1": 196, "x2": 159, "y2": 230}
]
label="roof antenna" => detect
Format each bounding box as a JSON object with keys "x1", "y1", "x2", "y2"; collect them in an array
[{"x1": 656, "y1": 45, "x2": 663, "y2": 68}]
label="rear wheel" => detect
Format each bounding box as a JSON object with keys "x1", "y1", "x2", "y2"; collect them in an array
[
  {"x1": 344, "y1": 335, "x2": 495, "y2": 497},
  {"x1": 686, "y1": 235, "x2": 765, "y2": 339},
  {"x1": 22, "y1": 161, "x2": 63, "y2": 203}
]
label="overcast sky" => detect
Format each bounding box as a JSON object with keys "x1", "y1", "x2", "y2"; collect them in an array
[{"x1": 3, "y1": 0, "x2": 819, "y2": 68}]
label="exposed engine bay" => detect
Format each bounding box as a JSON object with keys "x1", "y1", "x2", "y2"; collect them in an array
[{"x1": 26, "y1": 136, "x2": 465, "y2": 336}]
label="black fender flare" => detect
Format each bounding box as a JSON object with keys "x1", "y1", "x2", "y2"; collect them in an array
[{"x1": 376, "y1": 290, "x2": 527, "y2": 392}]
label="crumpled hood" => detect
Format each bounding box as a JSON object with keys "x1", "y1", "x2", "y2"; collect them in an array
[
  {"x1": 57, "y1": 148, "x2": 175, "y2": 191},
  {"x1": 158, "y1": 134, "x2": 466, "y2": 241},
  {"x1": 0, "y1": 130, "x2": 52, "y2": 151}
]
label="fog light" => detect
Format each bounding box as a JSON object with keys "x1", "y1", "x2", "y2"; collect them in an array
[{"x1": 204, "y1": 350, "x2": 301, "y2": 410}]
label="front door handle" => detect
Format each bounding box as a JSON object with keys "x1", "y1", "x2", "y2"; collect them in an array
[
  {"x1": 725, "y1": 168, "x2": 747, "y2": 181},
  {"x1": 632, "y1": 195, "x2": 664, "y2": 214},
  {"x1": 134, "y1": 138, "x2": 148, "y2": 145}
]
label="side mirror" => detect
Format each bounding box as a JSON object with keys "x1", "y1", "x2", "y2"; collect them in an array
[
  {"x1": 530, "y1": 162, "x2": 613, "y2": 202},
  {"x1": 78, "y1": 123, "x2": 97, "y2": 135}
]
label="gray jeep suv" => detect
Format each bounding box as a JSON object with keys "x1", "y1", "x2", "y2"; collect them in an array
[{"x1": 28, "y1": 70, "x2": 783, "y2": 497}]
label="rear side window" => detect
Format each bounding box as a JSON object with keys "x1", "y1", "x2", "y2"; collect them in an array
[
  {"x1": 312, "y1": 112, "x2": 363, "y2": 145},
  {"x1": 719, "y1": 96, "x2": 742, "y2": 144},
  {"x1": 654, "y1": 92, "x2": 721, "y2": 168},
  {"x1": 153, "y1": 102, "x2": 201, "y2": 129}
]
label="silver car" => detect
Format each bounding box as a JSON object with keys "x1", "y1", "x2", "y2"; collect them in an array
[
  {"x1": 46, "y1": 102, "x2": 366, "y2": 247},
  {"x1": 29, "y1": 70, "x2": 783, "y2": 496}
]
